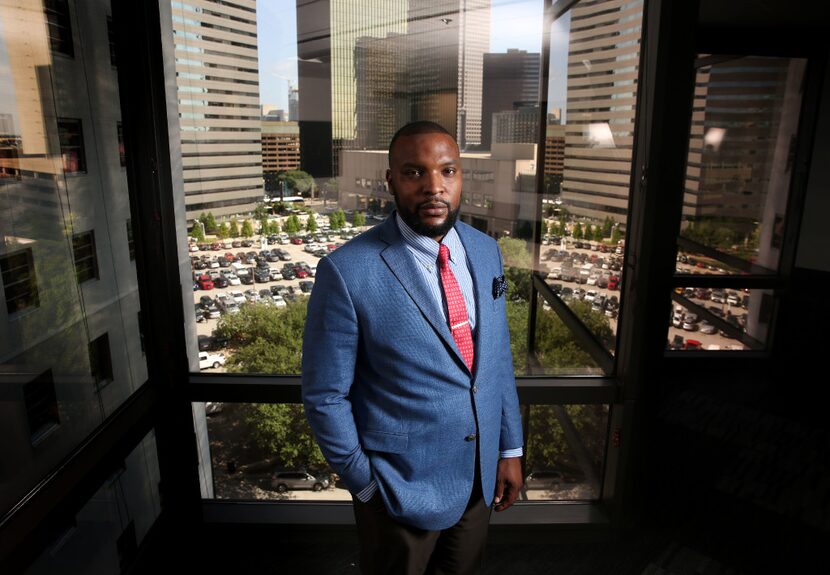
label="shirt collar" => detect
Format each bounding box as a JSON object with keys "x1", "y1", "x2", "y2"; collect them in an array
[{"x1": 395, "y1": 212, "x2": 462, "y2": 266}]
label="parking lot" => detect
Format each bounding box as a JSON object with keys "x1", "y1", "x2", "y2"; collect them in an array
[{"x1": 191, "y1": 228, "x2": 361, "y2": 370}]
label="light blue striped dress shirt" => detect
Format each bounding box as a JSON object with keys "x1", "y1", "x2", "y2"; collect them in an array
[{"x1": 355, "y1": 215, "x2": 522, "y2": 502}]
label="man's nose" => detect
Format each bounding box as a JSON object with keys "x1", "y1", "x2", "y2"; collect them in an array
[{"x1": 423, "y1": 170, "x2": 444, "y2": 195}]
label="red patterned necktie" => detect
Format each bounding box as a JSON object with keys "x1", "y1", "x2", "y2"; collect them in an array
[{"x1": 437, "y1": 244, "x2": 474, "y2": 370}]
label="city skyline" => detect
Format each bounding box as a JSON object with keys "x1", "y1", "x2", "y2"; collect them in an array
[{"x1": 257, "y1": 0, "x2": 550, "y2": 112}]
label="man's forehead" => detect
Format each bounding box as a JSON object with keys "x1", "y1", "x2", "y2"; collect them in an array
[{"x1": 390, "y1": 132, "x2": 459, "y2": 161}]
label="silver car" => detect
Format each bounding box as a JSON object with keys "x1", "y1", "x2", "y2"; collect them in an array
[{"x1": 271, "y1": 471, "x2": 330, "y2": 493}]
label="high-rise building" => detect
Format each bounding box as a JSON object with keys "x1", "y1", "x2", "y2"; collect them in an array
[
  {"x1": 544, "y1": 123, "x2": 566, "y2": 178},
  {"x1": 561, "y1": 0, "x2": 643, "y2": 222},
  {"x1": 354, "y1": 33, "x2": 409, "y2": 150},
  {"x1": 481, "y1": 49, "x2": 540, "y2": 149},
  {"x1": 288, "y1": 86, "x2": 299, "y2": 121},
  {"x1": 261, "y1": 120, "x2": 301, "y2": 173},
  {"x1": 297, "y1": 0, "x2": 490, "y2": 182},
  {"x1": 407, "y1": 0, "x2": 490, "y2": 150},
  {"x1": 169, "y1": 0, "x2": 264, "y2": 219},
  {"x1": 492, "y1": 105, "x2": 540, "y2": 145}
]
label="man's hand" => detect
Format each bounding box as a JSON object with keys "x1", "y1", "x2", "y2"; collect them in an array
[{"x1": 493, "y1": 457, "x2": 523, "y2": 512}]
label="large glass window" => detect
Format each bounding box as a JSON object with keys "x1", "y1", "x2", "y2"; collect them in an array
[
  {"x1": 1, "y1": 0, "x2": 148, "y2": 518},
  {"x1": 668, "y1": 55, "x2": 806, "y2": 352},
  {"x1": 163, "y1": 0, "x2": 643, "y2": 508}
]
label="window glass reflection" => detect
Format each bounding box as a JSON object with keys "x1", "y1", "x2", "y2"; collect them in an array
[
  {"x1": 1, "y1": 0, "x2": 147, "y2": 517},
  {"x1": 681, "y1": 56, "x2": 806, "y2": 271}
]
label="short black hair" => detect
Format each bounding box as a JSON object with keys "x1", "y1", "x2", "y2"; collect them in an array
[{"x1": 388, "y1": 121, "x2": 456, "y2": 165}]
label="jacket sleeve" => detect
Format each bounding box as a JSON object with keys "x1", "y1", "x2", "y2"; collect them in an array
[
  {"x1": 301, "y1": 256, "x2": 373, "y2": 493},
  {"x1": 495, "y1": 244, "x2": 524, "y2": 453}
]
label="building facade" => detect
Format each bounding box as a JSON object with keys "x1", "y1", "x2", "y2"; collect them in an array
[
  {"x1": 481, "y1": 49, "x2": 540, "y2": 149},
  {"x1": 261, "y1": 120, "x2": 301, "y2": 173},
  {"x1": 560, "y1": 0, "x2": 643, "y2": 222},
  {"x1": 169, "y1": 0, "x2": 264, "y2": 219}
]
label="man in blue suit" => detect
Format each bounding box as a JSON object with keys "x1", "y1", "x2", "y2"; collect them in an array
[{"x1": 302, "y1": 121, "x2": 523, "y2": 574}]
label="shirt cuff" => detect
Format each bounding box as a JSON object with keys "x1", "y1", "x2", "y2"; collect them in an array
[
  {"x1": 499, "y1": 447, "x2": 523, "y2": 458},
  {"x1": 354, "y1": 479, "x2": 378, "y2": 502}
]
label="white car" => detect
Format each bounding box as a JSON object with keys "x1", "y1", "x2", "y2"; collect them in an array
[
  {"x1": 272, "y1": 295, "x2": 287, "y2": 308},
  {"x1": 584, "y1": 290, "x2": 598, "y2": 302},
  {"x1": 228, "y1": 290, "x2": 245, "y2": 304},
  {"x1": 199, "y1": 351, "x2": 225, "y2": 370},
  {"x1": 224, "y1": 272, "x2": 241, "y2": 286}
]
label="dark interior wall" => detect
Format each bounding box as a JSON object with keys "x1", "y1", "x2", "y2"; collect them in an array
[{"x1": 797, "y1": 48, "x2": 830, "y2": 272}]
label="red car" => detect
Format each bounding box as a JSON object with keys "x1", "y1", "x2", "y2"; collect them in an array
[
  {"x1": 291, "y1": 237, "x2": 303, "y2": 245},
  {"x1": 607, "y1": 276, "x2": 619, "y2": 290},
  {"x1": 198, "y1": 275, "x2": 214, "y2": 290}
]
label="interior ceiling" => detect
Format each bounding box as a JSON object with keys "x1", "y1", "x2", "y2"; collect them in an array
[{"x1": 698, "y1": 0, "x2": 830, "y2": 29}]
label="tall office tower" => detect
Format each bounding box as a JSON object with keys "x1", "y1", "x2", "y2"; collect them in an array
[
  {"x1": 492, "y1": 105, "x2": 540, "y2": 145},
  {"x1": 562, "y1": 0, "x2": 643, "y2": 222},
  {"x1": 481, "y1": 49, "x2": 540, "y2": 149},
  {"x1": 354, "y1": 33, "x2": 410, "y2": 150},
  {"x1": 169, "y1": 0, "x2": 264, "y2": 220},
  {"x1": 288, "y1": 86, "x2": 299, "y2": 122},
  {"x1": 261, "y1": 120, "x2": 301, "y2": 173},
  {"x1": 684, "y1": 57, "x2": 804, "y2": 228},
  {"x1": 407, "y1": 0, "x2": 490, "y2": 150},
  {"x1": 545, "y1": 123, "x2": 566, "y2": 185},
  {"x1": 297, "y1": 0, "x2": 406, "y2": 180}
]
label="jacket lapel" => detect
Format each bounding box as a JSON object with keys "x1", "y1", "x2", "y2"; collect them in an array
[
  {"x1": 378, "y1": 216, "x2": 466, "y2": 369},
  {"x1": 456, "y1": 222, "x2": 491, "y2": 377}
]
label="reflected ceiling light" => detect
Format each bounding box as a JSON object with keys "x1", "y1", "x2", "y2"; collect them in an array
[
  {"x1": 704, "y1": 127, "x2": 726, "y2": 151},
  {"x1": 440, "y1": 18, "x2": 452, "y2": 24},
  {"x1": 586, "y1": 123, "x2": 615, "y2": 148}
]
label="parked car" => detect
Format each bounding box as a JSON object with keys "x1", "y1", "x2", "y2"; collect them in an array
[
  {"x1": 271, "y1": 471, "x2": 330, "y2": 493},
  {"x1": 299, "y1": 280, "x2": 314, "y2": 294},
  {"x1": 199, "y1": 351, "x2": 226, "y2": 370}
]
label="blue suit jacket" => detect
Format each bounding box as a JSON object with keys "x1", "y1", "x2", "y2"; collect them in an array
[{"x1": 301, "y1": 214, "x2": 523, "y2": 530}]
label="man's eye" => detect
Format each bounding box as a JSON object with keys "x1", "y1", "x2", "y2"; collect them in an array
[
  {"x1": 403, "y1": 169, "x2": 421, "y2": 177},
  {"x1": 444, "y1": 168, "x2": 457, "y2": 175}
]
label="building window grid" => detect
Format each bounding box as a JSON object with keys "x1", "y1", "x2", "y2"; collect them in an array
[
  {"x1": 0, "y1": 249, "x2": 39, "y2": 314},
  {"x1": 72, "y1": 231, "x2": 99, "y2": 284},
  {"x1": 44, "y1": 0, "x2": 73, "y2": 57},
  {"x1": 88, "y1": 333, "x2": 114, "y2": 388},
  {"x1": 57, "y1": 118, "x2": 86, "y2": 174},
  {"x1": 23, "y1": 369, "x2": 60, "y2": 444}
]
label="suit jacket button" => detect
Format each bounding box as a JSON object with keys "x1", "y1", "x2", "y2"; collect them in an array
[
  {"x1": 465, "y1": 433, "x2": 477, "y2": 441},
  {"x1": 471, "y1": 385, "x2": 478, "y2": 393}
]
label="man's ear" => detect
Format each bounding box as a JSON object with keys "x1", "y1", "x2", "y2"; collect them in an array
[{"x1": 385, "y1": 169, "x2": 393, "y2": 194}]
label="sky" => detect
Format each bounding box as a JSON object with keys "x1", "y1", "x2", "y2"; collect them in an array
[{"x1": 256, "y1": 0, "x2": 566, "y2": 115}]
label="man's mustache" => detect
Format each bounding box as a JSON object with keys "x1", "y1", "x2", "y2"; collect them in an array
[{"x1": 417, "y1": 200, "x2": 451, "y2": 210}]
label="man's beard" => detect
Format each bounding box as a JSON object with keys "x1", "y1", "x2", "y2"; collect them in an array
[{"x1": 394, "y1": 198, "x2": 461, "y2": 239}]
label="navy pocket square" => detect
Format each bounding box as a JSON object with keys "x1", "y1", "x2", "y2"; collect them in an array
[{"x1": 492, "y1": 275, "x2": 507, "y2": 299}]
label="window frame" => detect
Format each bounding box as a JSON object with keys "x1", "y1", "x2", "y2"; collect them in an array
[
  {"x1": 0, "y1": 248, "x2": 40, "y2": 315},
  {"x1": 72, "y1": 230, "x2": 99, "y2": 284}
]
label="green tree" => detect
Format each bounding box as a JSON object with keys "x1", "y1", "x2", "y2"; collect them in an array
[
  {"x1": 306, "y1": 214, "x2": 318, "y2": 233},
  {"x1": 602, "y1": 217, "x2": 614, "y2": 238},
  {"x1": 205, "y1": 212, "x2": 218, "y2": 233},
  {"x1": 254, "y1": 203, "x2": 269, "y2": 220},
  {"x1": 229, "y1": 219, "x2": 240, "y2": 238},
  {"x1": 611, "y1": 226, "x2": 622, "y2": 245},
  {"x1": 216, "y1": 223, "x2": 229, "y2": 240},
  {"x1": 329, "y1": 210, "x2": 343, "y2": 230},
  {"x1": 353, "y1": 211, "x2": 366, "y2": 228},
  {"x1": 241, "y1": 219, "x2": 254, "y2": 238},
  {"x1": 283, "y1": 214, "x2": 301, "y2": 234},
  {"x1": 278, "y1": 170, "x2": 315, "y2": 198},
  {"x1": 215, "y1": 302, "x2": 325, "y2": 469},
  {"x1": 271, "y1": 219, "x2": 281, "y2": 235},
  {"x1": 191, "y1": 223, "x2": 205, "y2": 242},
  {"x1": 497, "y1": 237, "x2": 532, "y2": 302},
  {"x1": 573, "y1": 222, "x2": 583, "y2": 240}
]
